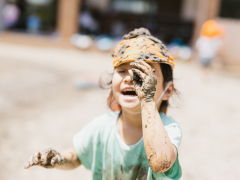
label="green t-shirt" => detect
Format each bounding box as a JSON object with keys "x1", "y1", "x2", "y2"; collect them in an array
[{"x1": 73, "y1": 111, "x2": 182, "y2": 180}]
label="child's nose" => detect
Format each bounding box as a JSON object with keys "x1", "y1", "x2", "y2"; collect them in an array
[{"x1": 123, "y1": 75, "x2": 132, "y2": 83}]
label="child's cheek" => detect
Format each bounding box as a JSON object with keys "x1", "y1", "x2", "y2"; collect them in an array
[
  {"x1": 112, "y1": 76, "x2": 121, "y2": 96},
  {"x1": 154, "y1": 75, "x2": 164, "y2": 98}
]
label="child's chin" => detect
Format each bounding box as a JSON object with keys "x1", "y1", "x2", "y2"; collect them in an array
[{"x1": 119, "y1": 100, "x2": 141, "y2": 110}]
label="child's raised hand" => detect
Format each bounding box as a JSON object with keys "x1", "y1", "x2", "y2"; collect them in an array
[
  {"x1": 24, "y1": 148, "x2": 64, "y2": 169},
  {"x1": 129, "y1": 60, "x2": 157, "y2": 102}
]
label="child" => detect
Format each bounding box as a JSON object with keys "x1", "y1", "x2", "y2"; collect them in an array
[
  {"x1": 196, "y1": 19, "x2": 223, "y2": 79},
  {"x1": 25, "y1": 28, "x2": 182, "y2": 180}
]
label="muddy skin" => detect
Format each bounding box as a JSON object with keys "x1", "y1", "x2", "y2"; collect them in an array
[
  {"x1": 121, "y1": 28, "x2": 175, "y2": 174},
  {"x1": 130, "y1": 59, "x2": 157, "y2": 102},
  {"x1": 25, "y1": 148, "x2": 65, "y2": 169},
  {"x1": 148, "y1": 153, "x2": 171, "y2": 173},
  {"x1": 132, "y1": 71, "x2": 141, "y2": 83},
  {"x1": 140, "y1": 99, "x2": 174, "y2": 173},
  {"x1": 146, "y1": 146, "x2": 171, "y2": 173}
]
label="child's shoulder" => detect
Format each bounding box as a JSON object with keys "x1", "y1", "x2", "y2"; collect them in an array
[
  {"x1": 74, "y1": 111, "x2": 119, "y2": 138},
  {"x1": 88, "y1": 111, "x2": 120, "y2": 129},
  {"x1": 160, "y1": 112, "x2": 181, "y2": 128},
  {"x1": 93, "y1": 111, "x2": 120, "y2": 123}
]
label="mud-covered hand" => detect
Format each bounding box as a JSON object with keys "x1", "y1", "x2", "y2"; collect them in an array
[
  {"x1": 24, "y1": 148, "x2": 65, "y2": 169},
  {"x1": 130, "y1": 60, "x2": 157, "y2": 102}
]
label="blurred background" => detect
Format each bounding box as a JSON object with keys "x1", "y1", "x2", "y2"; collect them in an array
[{"x1": 0, "y1": 0, "x2": 240, "y2": 180}]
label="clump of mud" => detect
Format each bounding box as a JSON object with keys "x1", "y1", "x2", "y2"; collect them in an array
[
  {"x1": 123, "y1": 28, "x2": 151, "y2": 40},
  {"x1": 123, "y1": 28, "x2": 169, "y2": 59},
  {"x1": 116, "y1": 44, "x2": 130, "y2": 61},
  {"x1": 136, "y1": 51, "x2": 167, "y2": 63},
  {"x1": 114, "y1": 27, "x2": 170, "y2": 63}
]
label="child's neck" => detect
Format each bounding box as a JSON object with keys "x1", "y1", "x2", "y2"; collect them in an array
[
  {"x1": 121, "y1": 109, "x2": 142, "y2": 127},
  {"x1": 117, "y1": 109, "x2": 143, "y2": 145}
]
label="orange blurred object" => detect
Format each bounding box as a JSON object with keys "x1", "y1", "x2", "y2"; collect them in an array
[{"x1": 200, "y1": 19, "x2": 224, "y2": 37}]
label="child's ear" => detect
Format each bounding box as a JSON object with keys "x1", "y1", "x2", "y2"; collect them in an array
[{"x1": 162, "y1": 83, "x2": 174, "y2": 101}]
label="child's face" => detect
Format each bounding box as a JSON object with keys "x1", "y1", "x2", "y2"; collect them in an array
[{"x1": 112, "y1": 62, "x2": 165, "y2": 112}]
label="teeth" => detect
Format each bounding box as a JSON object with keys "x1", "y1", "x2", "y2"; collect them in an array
[{"x1": 123, "y1": 89, "x2": 134, "y2": 92}]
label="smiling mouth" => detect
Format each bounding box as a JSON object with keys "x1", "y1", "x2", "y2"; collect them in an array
[{"x1": 122, "y1": 89, "x2": 137, "y2": 97}]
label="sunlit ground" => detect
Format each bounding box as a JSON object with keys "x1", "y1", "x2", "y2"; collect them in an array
[{"x1": 0, "y1": 43, "x2": 239, "y2": 180}]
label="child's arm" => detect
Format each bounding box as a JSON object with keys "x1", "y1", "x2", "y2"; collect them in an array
[
  {"x1": 25, "y1": 148, "x2": 81, "y2": 170},
  {"x1": 130, "y1": 61, "x2": 177, "y2": 173},
  {"x1": 141, "y1": 101, "x2": 177, "y2": 173}
]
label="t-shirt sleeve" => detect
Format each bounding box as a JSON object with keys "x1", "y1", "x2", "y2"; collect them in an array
[
  {"x1": 164, "y1": 120, "x2": 182, "y2": 151},
  {"x1": 147, "y1": 153, "x2": 182, "y2": 180},
  {"x1": 73, "y1": 115, "x2": 105, "y2": 170},
  {"x1": 148, "y1": 114, "x2": 182, "y2": 179}
]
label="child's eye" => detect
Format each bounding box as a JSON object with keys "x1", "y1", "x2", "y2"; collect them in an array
[{"x1": 118, "y1": 71, "x2": 126, "y2": 73}]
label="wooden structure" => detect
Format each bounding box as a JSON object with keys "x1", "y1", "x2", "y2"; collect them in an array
[{"x1": 0, "y1": 0, "x2": 240, "y2": 69}]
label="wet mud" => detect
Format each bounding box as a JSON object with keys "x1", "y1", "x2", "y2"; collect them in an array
[
  {"x1": 116, "y1": 43, "x2": 130, "y2": 61},
  {"x1": 25, "y1": 148, "x2": 64, "y2": 169},
  {"x1": 113, "y1": 27, "x2": 170, "y2": 65},
  {"x1": 148, "y1": 153, "x2": 171, "y2": 173},
  {"x1": 136, "y1": 51, "x2": 166, "y2": 63},
  {"x1": 130, "y1": 59, "x2": 157, "y2": 102},
  {"x1": 123, "y1": 28, "x2": 151, "y2": 40},
  {"x1": 141, "y1": 100, "x2": 172, "y2": 173},
  {"x1": 123, "y1": 28, "x2": 169, "y2": 61}
]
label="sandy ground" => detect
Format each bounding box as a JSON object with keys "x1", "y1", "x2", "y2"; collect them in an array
[{"x1": 0, "y1": 43, "x2": 240, "y2": 180}]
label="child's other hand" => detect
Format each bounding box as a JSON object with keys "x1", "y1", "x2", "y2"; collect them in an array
[
  {"x1": 24, "y1": 148, "x2": 64, "y2": 169},
  {"x1": 129, "y1": 60, "x2": 157, "y2": 102}
]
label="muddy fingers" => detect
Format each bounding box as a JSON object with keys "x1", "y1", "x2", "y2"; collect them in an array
[
  {"x1": 33, "y1": 152, "x2": 41, "y2": 165},
  {"x1": 25, "y1": 148, "x2": 64, "y2": 169},
  {"x1": 24, "y1": 155, "x2": 33, "y2": 169},
  {"x1": 130, "y1": 62, "x2": 150, "y2": 75},
  {"x1": 40, "y1": 148, "x2": 60, "y2": 168},
  {"x1": 132, "y1": 68, "x2": 147, "y2": 82},
  {"x1": 136, "y1": 60, "x2": 153, "y2": 71},
  {"x1": 130, "y1": 60, "x2": 157, "y2": 102},
  {"x1": 41, "y1": 148, "x2": 53, "y2": 165},
  {"x1": 24, "y1": 151, "x2": 41, "y2": 169},
  {"x1": 51, "y1": 154, "x2": 64, "y2": 166}
]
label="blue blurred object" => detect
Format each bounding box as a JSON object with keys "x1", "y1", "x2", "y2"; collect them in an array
[
  {"x1": 70, "y1": 34, "x2": 93, "y2": 49},
  {"x1": 96, "y1": 35, "x2": 113, "y2": 51},
  {"x1": 26, "y1": 14, "x2": 41, "y2": 32},
  {"x1": 168, "y1": 38, "x2": 184, "y2": 48},
  {"x1": 179, "y1": 46, "x2": 192, "y2": 61},
  {"x1": 74, "y1": 76, "x2": 98, "y2": 89},
  {"x1": 168, "y1": 38, "x2": 192, "y2": 61}
]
